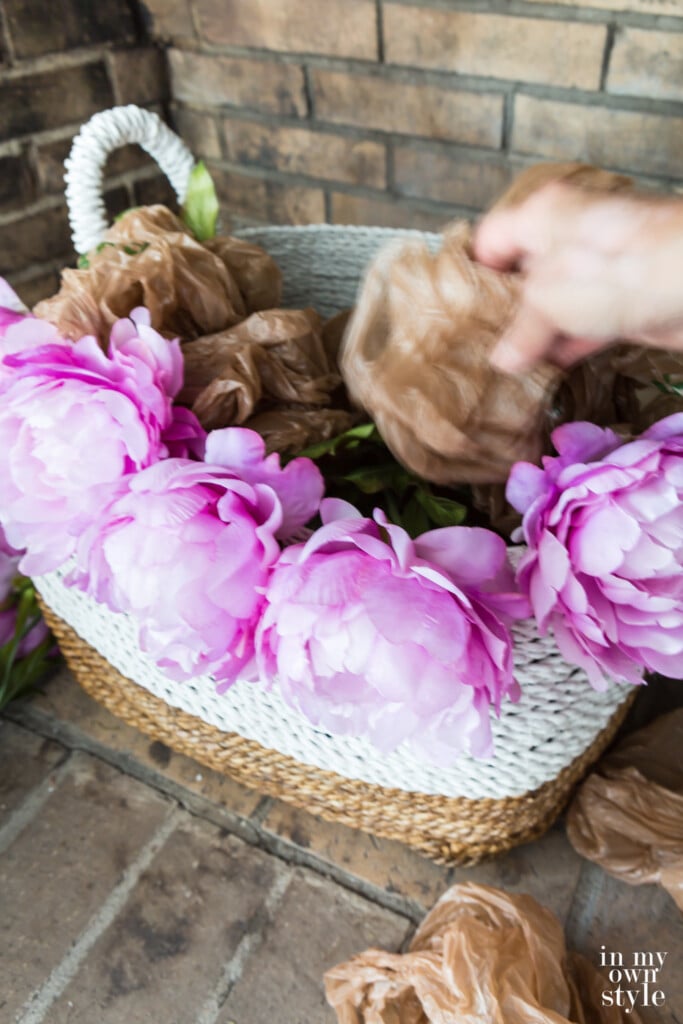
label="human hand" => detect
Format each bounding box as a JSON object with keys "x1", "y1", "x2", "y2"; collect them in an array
[{"x1": 473, "y1": 183, "x2": 683, "y2": 373}]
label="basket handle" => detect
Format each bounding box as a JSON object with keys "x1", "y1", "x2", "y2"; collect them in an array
[{"x1": 64, "y1": 105, "x2": 196, "y2": 255}]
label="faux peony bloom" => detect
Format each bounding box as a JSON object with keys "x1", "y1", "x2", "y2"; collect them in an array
[
  {"x1": 0, "y1": 279, "x2": 30, "y2": 339},
  {"x1": 508, "y1": 416, "x2": 683, "y2": 688},
  {"x1": 0, "y1": 308, "x2": 205, "y2": 575},
  {"x1": 70, "y1": 427, "x2": 324, "y2": 686},
  {"x1": 256, "y1": 499, "x2": 529, "y2": 764},
  {"x1": 0, "y1": 279, "x2": 62, "y2": 369}
]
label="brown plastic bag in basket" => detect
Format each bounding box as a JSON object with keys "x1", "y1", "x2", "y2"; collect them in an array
[
  {"x1": 34, "y1": 206, "x2": 282, "y2": 345},
  {"x1": 340, "y1": 161, "x2": 683, "y2": 488},
  {"x1": 566, "y1": 709, "x2": 683, "y2": 911},
  {"x1": 324, "y1": 882, "x2": 640, "y2": 1023},
  {"x1": 178, "y1": 307, "x2": 356, "y2": 450}
]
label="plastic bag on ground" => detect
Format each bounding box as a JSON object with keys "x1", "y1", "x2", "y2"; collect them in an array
[
  {"x1": 324, "y1": 882, "x2": 640, "y2": 1023},
  {"x1": 566, "y1": 709, "x2": 683, "y2": 912}
]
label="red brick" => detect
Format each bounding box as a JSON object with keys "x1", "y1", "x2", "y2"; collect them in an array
[
  {"x1": 384, "y1": 5, "x2": 606, "y2": 90},
  {"x1": 10, "y1": 270, "x2": 61, "y2": 308},
  {"x1": 104, "y1": 184, "x2": 135, "y2": 224},
  {"x1": 173, "y1": 106, "x2": 223, "y2": 161},
  {"x1": 0, "y1": 203, "x2": 73, "y2": 276},
  {"x1": 133, "y1": 173, "x2": 179, "y2": 211},
  {"x1": 524, "y1": 0, "x2": 678, "y2": 11},
  {"x1": 570, "y1": 871, "x2": 683, "y2": 1023},
  {"x1": 0, "y1": 721, "x2": 64, "y2": 820},
  {"x1": 512, "y1": 94, "x2": 683, "y2": 180},
  {"x1": 195, "y1": 0, "x2": 378, "y2": 59},
  {"x1": 608, "y1": 27, "x2": 683, "y2": 103},
  {"x1": 0, "y1": 151, "x2": 35, "y2": 212},
  {"x1": 457, "y1": 825, "x2": 584, "y2": 925},
  {"x1": 312, "y1": 69, "x2": 504, "y2": 148},
  {"x1": 0, "y1": 753, "x2": 170, "y2": 1021},
  {"x1": 394, "y1": 146, "x2": 512, "y2": 210},
  {"x1": 37, "y1": 137, "x2": 155, "y2": 197},
  {"x1": 168, "y1": 49, "x2": 307, "y2": 117},
  {"x1": 109, "y1": 48, "x2": 167, "y2": 107},
  {"x1": 262, "y1": 800, "x2": 450, "y2": 907},
  {"x1": 211, "y1": 165, "x2": 325, "y2": 224},
  {"x1": 221, "y1": 119, "x2": 386, "y2": 188},
  {"x1": 137, "y1": 0, "x2": 195, "y2": 41},
  {"x1": 330, "y1": 191, "x2": 453, "y2": 231},
  {"x1": 3, "y1": 0, "x2": 135, "y2": 59},
  {"x1": 219, "y1": 869, "x2": 410, "y2": 1024},
  {"x1": 22, "y1": 668, "x2": 263, "y2": 818},
  {"x1": 0, "y1": 62, "x2": 115, "y2": 143},
  {"x1": 48, "y1": 821, "x2": 289, "y2": 1023}
]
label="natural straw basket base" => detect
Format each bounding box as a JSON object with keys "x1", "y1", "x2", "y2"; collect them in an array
[{"x1": 40, "y1": 600, "x2": 636, "y2": 866}]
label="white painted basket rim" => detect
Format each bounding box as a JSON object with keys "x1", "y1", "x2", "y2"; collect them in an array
[{"x1": 36, "y1": 563, "x2": 632, "y2": 801}]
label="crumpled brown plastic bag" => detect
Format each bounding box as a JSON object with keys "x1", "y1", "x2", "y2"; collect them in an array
[
  {"x1": 324, "y1": 882, "x2": 640, "y2": 1023},
  {"x1": 34, "y1": 205, "x2": 281, "y2": 345},
  {"x1": 341, "y1": 220, "x2": 562, "y2": 485},
  {"x1": 178, "y1": 307, "x2": 355, "y2": 450},
  {"x1": 567, "y1": 709, "x2": 683, "y2": 911},
  {"x1": 340, "y1": 162, "x2": 683, "y2": 487}
]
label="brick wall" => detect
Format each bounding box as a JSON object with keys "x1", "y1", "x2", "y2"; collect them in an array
[
  {"x1": 0, "y1": 0, "x2": 171, "y2": 305},
  {"x1": 3, "y1": 0, "x2": 683, "y2": 296},
  {"x1": 140, "y1": 0, "x2": 683, "y2": 232}
]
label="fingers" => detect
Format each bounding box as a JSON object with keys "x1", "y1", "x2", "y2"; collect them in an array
[
  {"x1": 473, "y1": 207, "x2": 529, "y2": 271},
  {"x1": 489, "y1": 304, "x2": 558, "y2": 374},
  {"x1": 549, "y1": 335, "x2": 609, "y2": 368},
  {"x1": 474, "y1": 182, "x2": 589, "y2": 272}
]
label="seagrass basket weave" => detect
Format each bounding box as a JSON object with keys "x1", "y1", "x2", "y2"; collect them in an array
[{"x1": 33, "y1": 106, "x2": 636, "y2": 865}]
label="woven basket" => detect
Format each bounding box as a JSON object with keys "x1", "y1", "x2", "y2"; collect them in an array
[{"x1": 34, "y1": 106, "x2": 636, "y2": 865}]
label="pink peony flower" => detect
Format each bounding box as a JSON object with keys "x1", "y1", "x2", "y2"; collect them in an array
[
  {"x1": 256, "y1": 499, "x2": 528, "y2": 764},
  {"x1": 0, "y1": 279, "x2": 62, "y2": 372},
  {"x1": 70, "y1": 427, "x2": 323, "y2": 686},
  {"x1": 0, "y1": 279, "x2": 30, "y2": 339},
  {"x1": 507, "y1": 416, "x2": 683, "y2": 688},
  {"x1": 0, "y1": 308, "x2": 205, "y2": 574}
]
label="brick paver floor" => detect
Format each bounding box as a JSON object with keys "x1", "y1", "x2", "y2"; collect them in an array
[{"x1": 1, "y1": 668, "x2": 681, "y2": 1023}]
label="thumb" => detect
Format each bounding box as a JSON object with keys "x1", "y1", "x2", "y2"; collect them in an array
[{"x1": 490, "y1": 304, "x2": 557, "y2": 373}]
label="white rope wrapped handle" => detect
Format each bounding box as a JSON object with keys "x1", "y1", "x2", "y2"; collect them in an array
[{"x1": 64, "y1": 105, "x2": 196, "y2": 255}]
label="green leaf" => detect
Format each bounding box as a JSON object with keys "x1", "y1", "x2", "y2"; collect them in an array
[
  {"x1": 653, "y1": 373, "x2": 683, "y2": 397},
  {"x1": 298, "y1": 422, "x2": 380, "y2": 461},
  {"x1": 415, "y1": 489, "x2": 467, "y2": 527},
  {"x1": 77, "y1": 254, "x2": 90, "y2": 269},
  {"x1": 341, "y1": 462, "x2": 412, "y2": 494},
  {"x1": 121, "y1": 242, "x2": 150, "y2": 256},
  {"x1": 182, "y1": 162, "x2": 219, "y2": 241},
  {"x1": 0, "y1": 577, "x2": 59, "y2": 710},
  {"x1": 401, "y1": 494, "x2": 432, "y2": 538}
]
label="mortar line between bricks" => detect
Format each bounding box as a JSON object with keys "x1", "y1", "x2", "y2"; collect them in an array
[
  {"x1": 599, "y1": 22, "x2": 617, "y2": 93},
  {"x1": 376, "y1": 0, "x2": 385, "y2": 63},
  {"x1": 0, "y1": 44, "x2": 138, "y2": 81},
  {"x1": 15, "y1": 807, "x2": 182, "y2": 1024},
  {"x1": 193, "y1": 870, "x2": 293, "y2": 1024},
  {"x1": 563, "y1": 859, "x2": 605, "y2": 951},
  {"x1": 4, "y1": 703, "x2": 424, "y2": 924},
  {"x1": 0, "y1": 751, "x2": 71, "y2": 857},
  {"x1": 0, "y1": 2, "x2": 15, "y2": 66}
]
